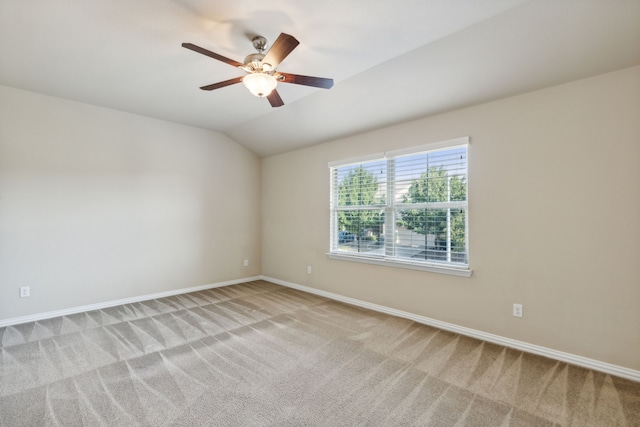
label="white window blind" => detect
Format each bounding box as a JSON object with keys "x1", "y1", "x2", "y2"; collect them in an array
[{"x1": 329, "y1": 138, "x2": 469, "y2": 274}]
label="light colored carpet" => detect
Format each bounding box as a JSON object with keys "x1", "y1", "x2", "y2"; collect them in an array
[{"x1": 0, "y1": 280, "x2": 638, "y2": 426}]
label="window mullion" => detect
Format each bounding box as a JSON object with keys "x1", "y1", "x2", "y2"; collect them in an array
[{"x1": 386, "y1": 158, "x2": 395, "y2": 257}]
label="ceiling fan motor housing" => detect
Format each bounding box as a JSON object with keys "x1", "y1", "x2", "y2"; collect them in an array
[{"x1": 243, "y1": 53, "x2": 266, "y2": 72}]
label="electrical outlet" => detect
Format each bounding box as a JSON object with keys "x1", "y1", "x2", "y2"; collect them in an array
[
  {"x1": 20, "y1": 286, "x2": 30, "y2": 298},
  {"x1": 307, "y1": 265, "x2": 312, "y2": 274},
  {"x1": 513, "y1": 303, "x2": 523, "y2": 318},
  {"x1": 243, "y1": 259, "x2": 249, "y2": 267}
]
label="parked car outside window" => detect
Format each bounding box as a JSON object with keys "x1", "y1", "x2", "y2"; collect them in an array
[{"x1": 338, "y1": 231, "x2": 355, "y2": 243}]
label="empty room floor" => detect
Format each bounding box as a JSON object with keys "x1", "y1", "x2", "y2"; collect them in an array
[{"x1": 1, "y1": 280, "x2": 638, "y2": 426}]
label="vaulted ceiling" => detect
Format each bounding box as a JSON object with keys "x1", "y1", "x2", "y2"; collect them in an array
[{"x1": 1, "y1": 0, "x2": 639, "y2": 157}]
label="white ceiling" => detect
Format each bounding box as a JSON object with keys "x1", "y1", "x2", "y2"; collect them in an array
[{"x1": 1, "y1": 0, "x2": 639, "y2": 157}]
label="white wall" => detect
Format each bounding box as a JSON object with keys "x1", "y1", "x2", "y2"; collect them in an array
[
  {"x1": 261, "y1": 66, "x2": 640, "y2": 370},
  {"x1": 0, "y1": 86, "x2": 261, "y2": 321}
]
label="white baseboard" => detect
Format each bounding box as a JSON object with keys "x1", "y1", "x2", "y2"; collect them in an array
[
  {"x1": 0, "y1": 276, "x2": 262, "y2": 328},
  {"x1": 262, "y1": 275, "x2": 640, "y2": 383},
  {"x1": 3, "y1": 275, "x2": 637, "y2": 382}
]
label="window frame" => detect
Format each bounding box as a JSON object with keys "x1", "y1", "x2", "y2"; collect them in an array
[{"x1": 328, "y1": 137, "x2": 471, "y2": 277}]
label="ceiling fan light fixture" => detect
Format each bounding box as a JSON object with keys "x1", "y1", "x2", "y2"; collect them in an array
[{"x1": 243, "y1": 72, "x2": 277, "y2": 97}]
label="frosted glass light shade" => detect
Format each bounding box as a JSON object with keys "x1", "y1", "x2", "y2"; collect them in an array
[{"x1": 242, "y1": 73, "x2": 277, "y2": 97}]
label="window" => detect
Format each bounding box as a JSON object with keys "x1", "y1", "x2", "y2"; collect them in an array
[{"x1": 329, "y1": 137, "x2": 470, "y2": 276}]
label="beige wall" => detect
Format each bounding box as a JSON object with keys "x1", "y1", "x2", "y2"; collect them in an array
[
  {"x1": 261, "y1": 66, "x2": 640, "y2": 370},
  {"x1": 0, "y1": 85, "x2": 261, "y2": 321},
  {"x1": 2, "y1": 66, "x2": 638, "y2": 370}
]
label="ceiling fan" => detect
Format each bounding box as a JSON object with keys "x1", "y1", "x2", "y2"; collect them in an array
[{"x1": 182, "y1": 33, "x2": 334, "y2": 108}]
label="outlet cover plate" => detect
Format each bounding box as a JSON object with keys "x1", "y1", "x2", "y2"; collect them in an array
[{"x1": 513, "y1": 303, "x2": 523, "y2": 317}]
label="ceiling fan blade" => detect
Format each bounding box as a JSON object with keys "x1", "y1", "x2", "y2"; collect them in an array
[
  {"x1": 277, "y1": 72, "x2": 334, "y2": 89},
  {"x1": 262, "y1": 33, "x2": 299, "y2": 69},
  {"x1": 267, "y1": 90, "x2": 284, "y2": 108},
  {"x1": 200, "y1": 76, "x2": 244, "y2": 91},
  {"x1": 182, "y1": 43, "x2": 243, "y2": 68}
]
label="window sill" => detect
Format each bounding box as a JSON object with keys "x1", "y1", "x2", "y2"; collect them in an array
[{"x1": 327, "y1": 252, "x2": 472, "y2": 277}]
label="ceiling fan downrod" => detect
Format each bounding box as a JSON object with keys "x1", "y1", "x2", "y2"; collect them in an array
[{"x1": 243, "y1": 36, "x2": 269, "y2": 72}]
